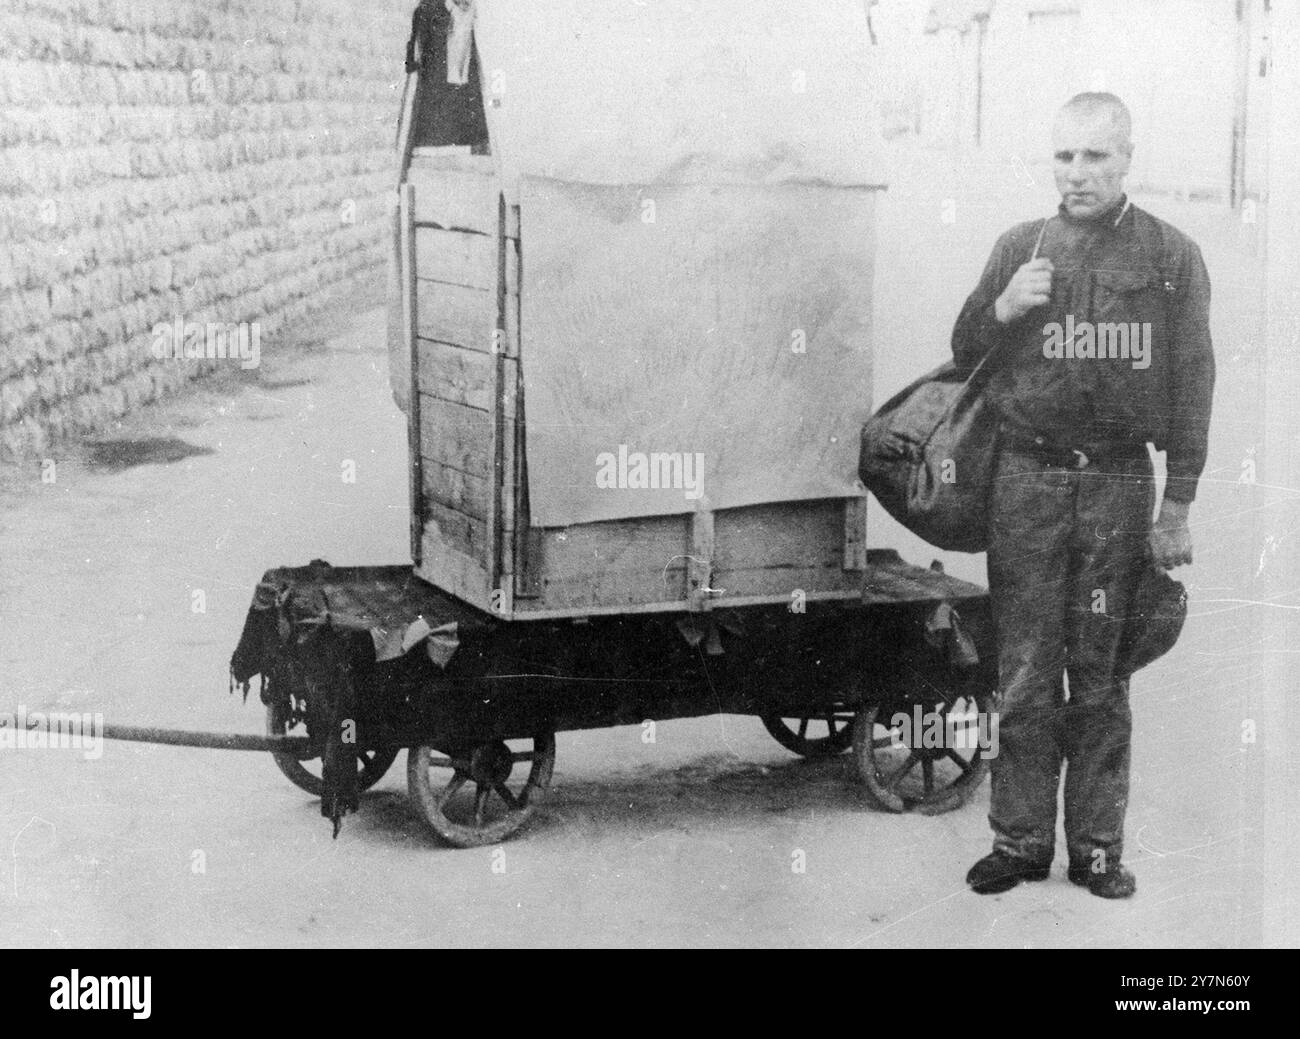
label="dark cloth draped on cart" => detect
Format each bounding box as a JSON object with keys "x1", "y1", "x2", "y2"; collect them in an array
[
  {"x1": 230, "y1": 560, "x2": 492, "y2": 682},
  {"x1": 230, "y1": 562, "x2": 496, "y2": 833}
]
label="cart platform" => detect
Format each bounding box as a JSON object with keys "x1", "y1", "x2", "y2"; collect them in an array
[{"x1": 229, "y1": 552, "x2": 996, "y2": 843}]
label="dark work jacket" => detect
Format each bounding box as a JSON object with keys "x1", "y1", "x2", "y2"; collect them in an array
[{"x1": 951, "y1": 198, "x2": 1215, "y2": 503}]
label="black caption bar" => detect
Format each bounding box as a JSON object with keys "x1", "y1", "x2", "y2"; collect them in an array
[{"x1": 0, "y1": 948, "x2": 1285, "y2": 1025}]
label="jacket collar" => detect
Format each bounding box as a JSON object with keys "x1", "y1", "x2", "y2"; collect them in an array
[{"x1": 1056, "y1": 194, "x2": 1131, "y2": 230}]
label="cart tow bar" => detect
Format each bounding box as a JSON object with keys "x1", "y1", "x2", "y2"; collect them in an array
[{"x1": 95, "y1": 724, "x2": 311, "y2": 755}]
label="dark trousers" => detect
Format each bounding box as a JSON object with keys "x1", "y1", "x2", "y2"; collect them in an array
[{"x1": 986, "y1": 442, "x2": 1155, "y2": 867}]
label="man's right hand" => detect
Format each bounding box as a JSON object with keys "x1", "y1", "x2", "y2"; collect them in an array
[{"x1": 994, "y1": 257, "x2": 1054, "y2": 324}]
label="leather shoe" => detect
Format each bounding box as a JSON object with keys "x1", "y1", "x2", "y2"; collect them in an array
[
  {"x1": 966, "y1": 851, "x2": 1051, "y2": 894},
  {"x1": 1069, "y1": 862, "x2": 1137, "y2": 899}
]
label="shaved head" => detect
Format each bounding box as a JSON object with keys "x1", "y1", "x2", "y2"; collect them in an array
[
  {"x1": 1058, "y1": 92, "x2": 1133, "y2": 156},
  {"x1": 1052, "y1": 92, "x2": 1133, "y2": 219}
]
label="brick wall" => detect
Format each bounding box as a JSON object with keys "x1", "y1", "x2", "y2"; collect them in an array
[{"x1": 0, "y1": 0, "x2": 413, "y2": 458}]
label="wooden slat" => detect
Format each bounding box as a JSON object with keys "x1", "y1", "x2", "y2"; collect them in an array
[
  {"x1": 417, "y1": 282, "x2": 515, "y2": 356},
  {"x1": 395, "y1": 72, "x2": 421, "y2": 188},
  {"x1": 509, "y1": 585, "x2": 863, "y2": 618},
  {"x1": 508, "y1": 358, "x2": 528, "y2": 594},
  {"x1": 415, "y1": 539, "x2": 495, "y2": 613},
  {"x1": 506, "y1": 233, "x2": 525, "y2": 589},
  {"x1": 417, "y1": 393, "x2": 516, "y2": 519},
  {"x1": 418, "y1": 395, "x2": 490, "y2": 478},
  {"x1": 424, "y1": 500, "x2": 490, "y2": 561},
  {"x1": 487, "y1": 192, "x2": 508, "y2": 593},
  {"x1": 499, "y1": 382, "x2": 517, "y2": 523},
  {"x1": 400, "y1": 184, "x2": 422, "y2": 566},
  {"x1": 712, "y1": 500, "x2": 844, "y2": 569},
  {"x1": 525, "y1": 563, "x2": 688, "y2": 613},
  {"x1": 411, "y1": 145, "x2": 471, "y2": 159},
  {"x1": 515, "y1": 557, "x2": 866, "y2": 616},
  {"x1": 415, "y1": 226, "x2": 494, "y2": 288},
  {"x1": 408, "y1": 161, "x2": 499, "y2": 234},
  {"x1": 695, "y1": 566, "x2": 863, "y2": 601},
  {"x1": 416, "y1": 340, "x2": 517, "y2": 417},
  {"x1": 423, "y1": 459, "x2": 489, "y2": 521},
  {"x1": 523, "y1": 515, "x2": 690, "y2": 609},
  {"x1": 415, "y1": 227, "x2": 519, "y2": 294},
  {"x1": 405, "y1": 160, "x2": 514, "y2": 237},
  {"x1": 516, "y1": 525, "x2": 542, "y2": 599},
  {"x1": 387, "y1": 205, "x2": 409, "y2": 411},
  {"x1": 534, "y1": 516, "x2": 690, "y2": 573}
]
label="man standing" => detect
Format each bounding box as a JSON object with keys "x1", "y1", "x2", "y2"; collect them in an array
[{"x1": 953, "y1": 93, "x2": 1214, "y2": 898}]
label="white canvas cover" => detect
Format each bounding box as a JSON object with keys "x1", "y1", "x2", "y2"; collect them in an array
[
  {"x1": 472, "y1": 0, "x2": 886, "y2": 192},
  {"x1": 519, "y1": 177, "x2": 876, "y2": 527},
  {"x1": 396, "y1": 1, "x2": 889, "y2": 527},
  {"x1": 467, "y1": 0, "x2": 887, "y2": 527}
]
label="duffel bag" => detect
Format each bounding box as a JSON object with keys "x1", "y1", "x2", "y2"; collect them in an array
[{"x1": 858, "y1": 360, "x2": 1000, "y2": 552}]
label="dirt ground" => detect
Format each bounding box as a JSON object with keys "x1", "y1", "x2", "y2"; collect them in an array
[{"x1": 1, "y1": 151, "x2": 1294, "y2": 947}]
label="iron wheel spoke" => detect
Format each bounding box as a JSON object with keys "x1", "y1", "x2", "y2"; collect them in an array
[
  {"x1": 493, "y1": 782, "x2": 520, "y2": 810},
  {"x1": 440, "y1": 772, "x2": 468, "y2": 804}
]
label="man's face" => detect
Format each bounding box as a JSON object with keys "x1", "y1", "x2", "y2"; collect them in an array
[{"x1": 1052, "y1": 109, "x2": 1131, "y2": 219}]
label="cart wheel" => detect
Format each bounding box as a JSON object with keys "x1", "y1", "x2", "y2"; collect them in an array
[
  {"x1": 761, "y1": 711, "x2": 855, "y2": 758},
  {"x1": 265, "y1": 700, "x2": 398, "y2": 798},
  {"x1": 851, "y1": 680, "x2": 992, "y2": 814},
  {"x1": 407, "y1": 734, "x2": 556, "y2": 848}
]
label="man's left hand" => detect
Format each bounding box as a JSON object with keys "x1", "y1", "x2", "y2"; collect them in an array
[{"x1": 1150, "y1": 499, "x2": 1193, "y2": 569}]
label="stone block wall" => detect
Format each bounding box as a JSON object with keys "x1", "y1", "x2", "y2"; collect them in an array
[{"x1": 0, "y1": 0, "x2": 413, "y2": 457}]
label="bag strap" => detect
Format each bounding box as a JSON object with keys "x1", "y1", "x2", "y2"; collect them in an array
[
  {"x1": 917, "y1": 217, "x2": 1050, "y2": 448},
  {"x1": 1030, "y1": 216, "x2": 1049, "y2": 260},
  {"x1": 964, "y1": 216, "x2": 1049, "y2": 382}
]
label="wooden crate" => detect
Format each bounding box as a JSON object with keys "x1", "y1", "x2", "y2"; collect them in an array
[{"x1": 399, "y1": 151, "x2": 869, "y2": 620}]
